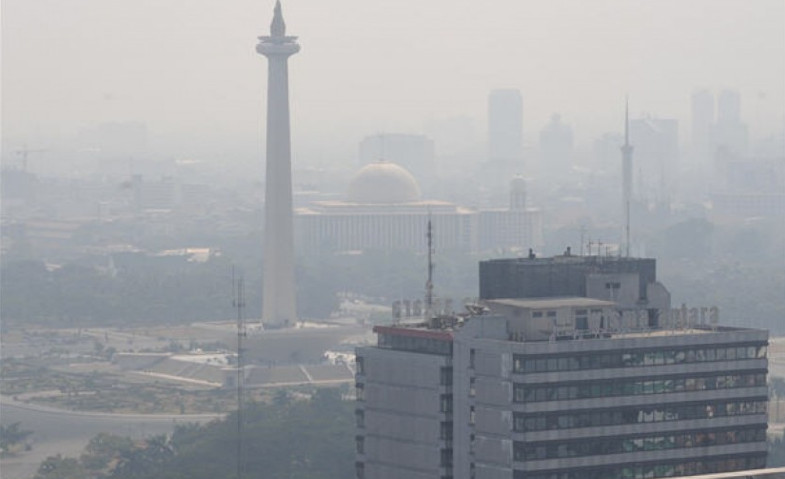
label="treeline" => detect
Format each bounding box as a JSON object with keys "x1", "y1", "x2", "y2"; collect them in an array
[
  {"x1": 34, "y1": 389, "x2": 355, "y2": 479},
  {"x1": 0, "y1": 257, "x2": 247, "y2": 326},
  {"x1": 0, "y1": 248, "x2": 480, "y2": 327}
]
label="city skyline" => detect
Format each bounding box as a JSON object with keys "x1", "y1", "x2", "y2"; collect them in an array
[{"x1": 3, "y1": 0, "x2": 784, "y2": 168}]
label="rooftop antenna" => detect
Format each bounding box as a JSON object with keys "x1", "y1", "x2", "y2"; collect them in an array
[
  {"x1": 425, "y1": 213, "x2": 435, "y2": 319},
  {"x1": 232, "y1": 266, "x2": 247, "y2": 479}
]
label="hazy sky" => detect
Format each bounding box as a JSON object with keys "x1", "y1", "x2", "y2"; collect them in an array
[{"x1": 2, "y1": 0, "x2": 784, "y2": 166}]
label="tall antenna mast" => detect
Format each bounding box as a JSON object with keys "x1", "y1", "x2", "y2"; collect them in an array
[
  {"x1": 621, "y1": 96, "x2": 634, "y2": 258},
  {"x1": 425, "y1": 214, "x2": 435, "y2": 319},
  {"x1": 232, "y1": 267, "x2": 246, "y2": 479}
]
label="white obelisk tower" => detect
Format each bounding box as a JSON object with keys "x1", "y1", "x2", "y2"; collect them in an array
[{"x1": 257, "y1": 1, "x2": 299, "y2": 327}]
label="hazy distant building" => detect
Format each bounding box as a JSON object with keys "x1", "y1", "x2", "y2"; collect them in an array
[
  {"x1": 295, "y1": 162, "x2": 542, "y2": 255},
  {"x1": 257, "y1": 1, "x2": 299, "y2": 327},
  {"x1": 630, "y1": 117, "x2": 679, "y2": 201},
  {"x1": 488, "y1": 89, "x2": 523, "y2": 165},
  {"x1": 131, "y1": 175, "x2": 177, "y2": 211},
  {"x1": 691, "y1": 89, "x2": 715, "y2": 163},
  {"x1": 356, "y1": 254, "x2": 769, "y2": 479},
  {"x1": 477, "y1": 176, "x2": 542, "y2": 252},
  {"x1": 710, "y1": 156, "x2": 785, "y2": 220},
  {"x1": 359, "y1": 133, "x2": 436, "y2": 183},
  {"x1": 539, "y1": 114, "x2": 573, "y2": 175},
  {"x1": 711, "y1": 89, "x2": 749, "y2": 158}
]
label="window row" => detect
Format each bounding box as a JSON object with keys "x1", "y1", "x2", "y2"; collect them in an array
[
  {"x1": 513, "y1": 344, "x2": 767, "y2": 373},
  {"x1": 377, "y1": 333, "x2": 452, "y2": 356},
  {"x1": 513, "y1": 372, "x2": 766, "y2": 402},
  {"x1": 514, "y1": 426, "x2": 766, "y2": 461},
  {"x1": 514, "y1": 399, "x2": 768, "y2": 432},
  {"x1": 518, "y1": 454, "x2": 767, "y2": 479}
]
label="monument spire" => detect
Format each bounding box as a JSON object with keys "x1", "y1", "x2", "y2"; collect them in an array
[
  {"x1": 257, "y1": 1, "x2": 300, "y2": 327},
  {"x1": 270, "y1": 0, "x2": 285, "y2": 38}
]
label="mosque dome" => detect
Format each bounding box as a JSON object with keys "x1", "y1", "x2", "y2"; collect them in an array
[{"x1": 346, "y1": 161, "x2": 422, "y2": 204}]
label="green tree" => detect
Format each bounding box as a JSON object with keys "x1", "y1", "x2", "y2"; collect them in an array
[
  {"x1": 0, "y1": 422, "x2": 33, "y2": 452},
  {"x1": 34, "y1": 455, "x2": 88, "y2": 479}
]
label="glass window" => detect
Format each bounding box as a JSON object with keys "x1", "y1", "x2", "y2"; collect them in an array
[
  {"x1": 547, "y1": 358, "x2": 558, "y2": 371},
  {"x1": 557, "y1": 357, "x2": 569, "y2": 371},
  {"x1": 695, "y1": 349, "x2": 706, "y2": 361},
  {"x1": 706, "y1": 348, "x2": 716, "y2": 361},
  {"x1": 513, "y1": 355, "x2": 523, "y2": 372},
  {"x1": 674, "y1": 350, "x2": 686, "y2": 363},
  {"x1": 726, "y1": 347, "x2": 737, "y2": 360},
  {"x1": 535, "y1": 388, "x2": 548, "y2": 402},
  {"x1": 356, "y1": 357, "x2": 365, "y2": 374}
]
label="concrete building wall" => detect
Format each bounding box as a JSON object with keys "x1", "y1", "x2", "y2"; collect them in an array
[{"x1": 356, "y1": 346, "x2": 451, "y2": 479}]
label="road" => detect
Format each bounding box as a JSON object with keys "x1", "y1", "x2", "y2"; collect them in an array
[{"x1": 0, "y1": 396, "x2": 223, "y2": 479}]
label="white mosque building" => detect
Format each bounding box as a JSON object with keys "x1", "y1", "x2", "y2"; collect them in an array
[{"x1": 295, "y1": 161, "x2": 542, "y2": 254}]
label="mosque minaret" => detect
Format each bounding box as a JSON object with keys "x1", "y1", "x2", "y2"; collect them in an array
[{"x1": 257, "y1": 1, "x2": 299, "y2": 327}]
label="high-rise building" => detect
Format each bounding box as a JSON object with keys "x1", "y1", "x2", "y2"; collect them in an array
[
  {"x1": 539, "y1": 114, "x2": 573, "y2": 175},
  {"x1": 257, "y1": 1, "x2": 299, "y2": 327},
  {"x1": 356, "y1": 254, "x2": 769, "y2": 479},
  {"x1": 691, "y1": 89, "x2": 715, "y2": 162},
  {"x1": 488, "y1": 89, "x2": 523, "y2": 166},
  {"x1": 629, "y1": 116, "x2": 679, "y2": 202},
  {"x1": 711, "y1": 89, "x2": 749, "y2": 158}
]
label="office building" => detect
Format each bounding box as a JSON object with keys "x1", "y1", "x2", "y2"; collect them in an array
[
  {"x1": 488, "y1": 89, "x2": 523, "y2": 166},
  {"x1": 630, "y1": 116, "x2": 679, "y2": 202},
  {"x1": 711, "y1": 89, "x2": 749, "y2": 158},
  {"x1": 356, "y1": 254, "x2": 768, "y2": 479},
  {"x1": 539, "y1": 114, "x2": 574, "y2": 175},
  {"x1": 691, "y1": 89, "x2": 715, "y2": 163}
]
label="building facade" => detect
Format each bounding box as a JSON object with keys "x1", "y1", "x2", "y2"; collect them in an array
[
  {"x1": 295, "y1": 162, "x2": 542, "y2": 255},
  {"x1": 356, "y1": 255, "x2": 769, "y2": 479}
]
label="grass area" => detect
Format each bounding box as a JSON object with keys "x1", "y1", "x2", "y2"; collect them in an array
[{"x1": 1, "y1": 358, "x2": 276, "y2": 414}]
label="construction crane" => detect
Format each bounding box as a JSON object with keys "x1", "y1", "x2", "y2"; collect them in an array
[{"x1": 13, "y1": 146, "x2": 48, "y2": 172}]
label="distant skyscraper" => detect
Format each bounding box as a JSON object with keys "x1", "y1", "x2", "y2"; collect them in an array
[
  {"x1": 717, "y1": 89, "x2": 741, "y2": 124},
  {"x1": 257, "y1": 1, "x2": 299, "y2": 327},
  {"x1": 488, "y1": 89, "x2": 523, "y2": 166},
  {"x1": 630, "y1": 116, "x2": 679, "y2": 202},
  {"x1": 712, "y1": 89, "x2": 749, "y2": 157},
  {"x1": 691, "y1": 89, "x2": 715, "y2": 162},
  {"x1": 539, "y1": 113, "x2": 573, "y2": 175}
]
